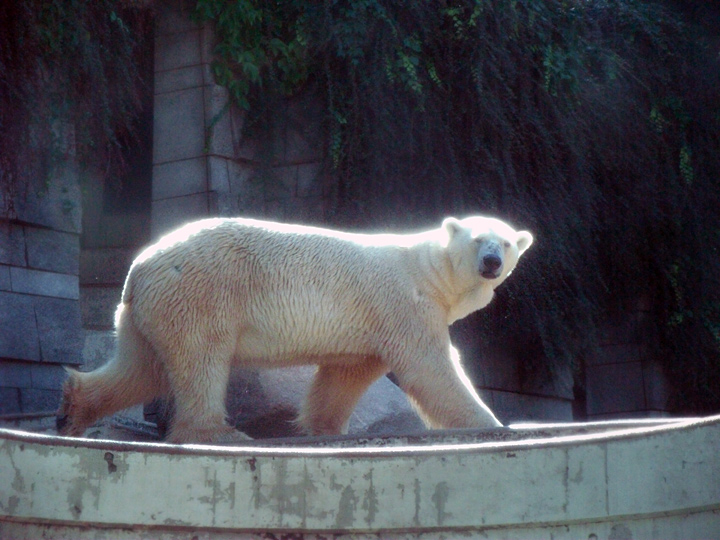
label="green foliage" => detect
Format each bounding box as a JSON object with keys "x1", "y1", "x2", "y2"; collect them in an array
[
  {"x1": 194, "y1": 0, "x2": 308, "y2": 109},
  {"x1": 0, "y1": 0, "x2": 151, "y2": 215},
  {"x1": 198, "y1": 0, "x2": 720, "y2": 413}
]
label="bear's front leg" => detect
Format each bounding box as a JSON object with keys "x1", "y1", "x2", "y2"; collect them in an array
[{"x1": 393, "y1": 342, "x2": 502, "y2": 430}]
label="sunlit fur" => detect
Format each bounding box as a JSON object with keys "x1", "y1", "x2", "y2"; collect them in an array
[{"x1": 57, "y1": 216, "x2": 533, "y2": 444}]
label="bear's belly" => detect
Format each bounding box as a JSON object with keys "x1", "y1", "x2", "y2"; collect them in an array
[
  {"x1": 231, "y1": 350, "x2": 377, "y2": 369},
  {"x1": 233, "y1": 321, "x2": 384, "y2": 369}
]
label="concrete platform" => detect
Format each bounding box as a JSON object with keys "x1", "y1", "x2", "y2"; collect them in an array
[{"x1": 1, "y1": 416, "x2": 719, "y2": 538}]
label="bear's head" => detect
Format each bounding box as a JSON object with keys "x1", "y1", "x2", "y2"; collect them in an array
[{"x1": 441, "y1": 216, "x2": 533, "y2": 289}]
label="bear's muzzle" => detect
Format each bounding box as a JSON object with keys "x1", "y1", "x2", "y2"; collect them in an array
[{"x1": 480, "y1": 253, "x2": 502, "y2": 279}]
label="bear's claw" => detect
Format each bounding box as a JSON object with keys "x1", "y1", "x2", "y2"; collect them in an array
[{"x1": 211, "y1": 429, "x2": 254, "y2": 445}]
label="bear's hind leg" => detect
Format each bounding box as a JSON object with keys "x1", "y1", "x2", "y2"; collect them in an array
[
  {"x1": 164, "y1": 346, "x2": 245, "y2": 444},
  {"x1": 57, "y1": 305, "x2": 166, "y2": 437},
  {"x1": 298, "y1": 357, "x2": 388, "y2": 436}
]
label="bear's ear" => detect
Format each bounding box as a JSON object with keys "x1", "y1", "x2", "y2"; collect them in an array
[
  {"x1": 516, "y1": 231, "x2": 534, "y2": 255},
  {"x1": 442, "y1": 217, "x2": 463, "y2": 241}
]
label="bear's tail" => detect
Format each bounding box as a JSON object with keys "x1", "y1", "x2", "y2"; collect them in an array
[{"x1": 56, "y1": 302, "x2": 167, "y2": 437}]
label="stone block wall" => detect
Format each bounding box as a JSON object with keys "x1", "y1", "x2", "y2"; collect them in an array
[
  {"x1": 584, "y1": 301, "x2": 670, "y2": 419},
  {"x1": 460, "y1": 343, "x2": 575, "y2": 424},
  {"x1": 0, "y1": 166, "x2": 83, "y2": 415}
]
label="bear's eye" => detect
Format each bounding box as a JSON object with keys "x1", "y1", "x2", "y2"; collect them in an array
[{"x1": 503, "y1": 241, "x2": 511, "y2": 249}]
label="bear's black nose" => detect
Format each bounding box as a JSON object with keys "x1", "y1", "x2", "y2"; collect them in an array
[{"x1": 483, "y1": 254, "x2": 502, "y2": 272}]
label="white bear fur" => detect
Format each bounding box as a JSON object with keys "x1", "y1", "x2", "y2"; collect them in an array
[{"x1": 58, "y1": 216, "x2": 533, "y2": 444}]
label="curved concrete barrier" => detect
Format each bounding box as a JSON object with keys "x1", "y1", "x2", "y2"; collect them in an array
[{"x1": 1, "y1": 416, "x2": 719, "y2": 539}]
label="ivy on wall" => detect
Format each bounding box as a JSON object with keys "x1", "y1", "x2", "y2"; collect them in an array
[
  {"x1": 0, "y1": 0, "x2": 151, "y2": 216},
  {"x1": 196, "y1": 0, "x2": 720, "y2": 413}
]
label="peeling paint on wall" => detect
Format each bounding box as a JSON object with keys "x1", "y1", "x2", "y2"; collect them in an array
[{"x1": 1, "y1": 417, "x2": 720, "y2": 538}]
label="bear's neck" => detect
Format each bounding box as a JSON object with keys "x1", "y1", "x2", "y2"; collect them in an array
[
  {"x1": 408, "y1": 242, "x2": 495, "y2": 325},
  {"x1": 446, "y1": 285, "x2": 495, "y2": 324}
]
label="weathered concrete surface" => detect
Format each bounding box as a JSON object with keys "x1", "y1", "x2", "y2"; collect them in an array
[{"x1": 1, "y1": 416, "x2": 719, "y2": 538}]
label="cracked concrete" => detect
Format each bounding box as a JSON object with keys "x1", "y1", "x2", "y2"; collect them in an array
[{"x1": 1, "y1": 416, "x2": 719, "y2": 539}]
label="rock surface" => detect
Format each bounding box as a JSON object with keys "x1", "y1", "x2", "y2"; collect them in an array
[{"x1": 225, "y1": 366, "x2": 426, "y2": 439}]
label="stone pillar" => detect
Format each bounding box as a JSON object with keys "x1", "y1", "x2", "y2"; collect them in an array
[
  {"x1": 152, "y1": 0, "x2": 332, "y2": 240},
  {"x1": 0, "y1": 166, "x2": 82, "y2": 415},
  {"x1": 152, "y1": 0, "x2": 216, "y2": 237}
]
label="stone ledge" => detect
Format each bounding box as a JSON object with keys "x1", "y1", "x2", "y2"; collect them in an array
[
  {"x1": 25, "y1": 227, "x2": 79, "y2": 275},
  {"x1": 2, "y1": 416, "x2": 716, "y2": 538},
  {"x1": 9, "y1": 267, "x2": 79, "y2": 300}
]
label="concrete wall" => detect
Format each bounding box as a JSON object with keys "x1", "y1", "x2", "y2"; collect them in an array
[
  {"x1": 3, "y1": 416, "x2": 718, "y2": 538},
  {"x1": 0, "y1": 165, "x2": 83, "y2": 415}
]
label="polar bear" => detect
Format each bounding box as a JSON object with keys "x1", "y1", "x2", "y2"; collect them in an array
[{"x1": 57, "y1": 216, "x2": 533, "y2": 444}]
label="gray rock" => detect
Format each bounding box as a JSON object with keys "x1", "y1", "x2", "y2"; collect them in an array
[
  {"x1": 0, "y1": 360, "x2": 32, "y2": 389},
  {"x1": 19, "y1": 388, "x2": 61, "y2": 413},
  {"x1": 79, "y1": 248, "x2": 135, "y2": 286},
  {"x1": 225, "y1": 366, "x2": 426, "y2": 439}
]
